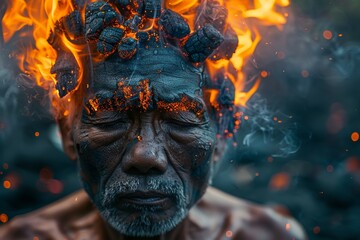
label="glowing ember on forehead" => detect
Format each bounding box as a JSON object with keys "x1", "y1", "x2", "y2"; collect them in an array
[
  {"x1": 84, "y1": 79, "x2": 205, "y2": 116},
  {"x1": 1, "y1": 0, "x2": 290, "y2": 137}
]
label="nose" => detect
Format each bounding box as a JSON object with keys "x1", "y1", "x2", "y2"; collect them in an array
[{"x1": 122, "y1": 123, "x2": 168, "y2": 175}]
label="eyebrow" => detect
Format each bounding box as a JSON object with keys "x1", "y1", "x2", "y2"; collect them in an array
[
  {"x1": 156, "y1": 96, "x2": 205, "y2": 116},
  {"x1": 84, "y1": 91, "x2": 206, "y2": 116}
]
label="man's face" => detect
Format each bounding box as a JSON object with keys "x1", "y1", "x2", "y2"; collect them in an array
[{"x1": 70, "y1": 50, "x2": 217, "y2": 237}]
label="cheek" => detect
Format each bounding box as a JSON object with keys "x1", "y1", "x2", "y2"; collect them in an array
[
  {"x1": 166, "y1": 126, "x2": 216, "y2": 170},
  {"x1": 165, "y1": 127, "x2": 216, "y2": 200},
  {"x1": 74, "y1": 126, "x2": 130, "y2": 195}
]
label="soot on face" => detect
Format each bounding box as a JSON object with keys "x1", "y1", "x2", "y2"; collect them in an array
[{"x1": 72, "y1": 50, "x2": 217, "y2": 237}]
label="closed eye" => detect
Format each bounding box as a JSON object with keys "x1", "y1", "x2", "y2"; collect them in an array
[
  {"x1": 82, "y1": 112, "x2": 131, "y2": 128},
  {"x1": 162, "y1": 111, "x2": 208, "y2": 127},
  {"x1": 164, "y1": 118, "x2": 207, "y2": 128}
]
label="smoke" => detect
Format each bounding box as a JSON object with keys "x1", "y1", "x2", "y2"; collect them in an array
[
  {"x1": 232, "y1": 7, "x2": 360, "y2": 159},
  {"x1": 320, "y1": 41, "x2": 360, "y2": 83},
  {"x1": 239, "y1": 94, "x2": 300, "y2": 158},
  {"x1": 281, "y1": 14, "x2": 360, "y2": 92},
  {"x1": 0, "y1": 53, "x2": 18, "y2": 141}
]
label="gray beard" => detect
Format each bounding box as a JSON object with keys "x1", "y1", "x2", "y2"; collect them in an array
[{"x1": 92, "y1": 178, "x2": 188, "y2": 237}]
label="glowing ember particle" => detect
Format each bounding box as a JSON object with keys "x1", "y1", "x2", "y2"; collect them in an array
[
  {"x1": 276, "y1": 51, "x2": 286, "y2": 60},
  {"x1": 260, "y1": 71, "x2": 268, "y2": 78},
  {"x1": 338, "y1": 33, "x2": 343, "y2": 37},
  {"x1": 226, "y1": 230, "x2": 233, "y2": 238},
  {"x1": 327, "y1": 103, "x2": 345, "y2": 134},
  {"x1": 323, "y1": 30, "x2": 333, "y2": 40},
  {"x1": 40, "y1": 168, "x2": 53, "y2": 179},
  {"x1": 244, "y1": 116, "x2": 249, "y2": 120},
  {"x1": 301, "y1": 70, "x2": 309, "y2": 78},
  {"x1": 269, "y1": 172, "x2": 290, "y2": 190},
  {"x1": 255, "y1": 172, "x2": 260, "y2": 177},
  {"x1": 122, "y1": 86, "x2": 133, "y2": 100},
  {"x1": 346, "y1": 157, "x2": 360, "y2": 173},
  {"x1": 326, "y1": 165, "x2": 334, "y2": 173},
  {"x1": 139, "y1": 80, "x2": 152, "y2": 111},
  {"x1": 313, "y1": 226, "x2": 321, "y2": 234},
  {"x1": 47, "y1": 179, "x2": 64, "y2": 194},
  {"x1": 285, "y1": 223, "x2": 291, "y2": 231},
  {"x1": 0, "y1": 214, "x2": 8, "y2": 223},
  {"x1": 137, "y1": 135, "x2": 143, "y2": 141},
  {"x1": 3, "y1": 163, "x2": 9, "y2": 170},
  {"x1": 34, "y1": 131, "x2": 40, "y2": 137},
  {"x1": 3, "y1": 180, "x2": 11, "y2": 189},
  {"x1": 89, "y1": 98, "x2": 100, "y2": 112},
  {"x1": 351, "y1": 132, "x2": 359, "y2": 142}
]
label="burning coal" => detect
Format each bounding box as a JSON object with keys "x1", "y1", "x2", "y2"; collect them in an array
[{"x1": 1, "y1": 0, "x2": 290, "y2": 138}]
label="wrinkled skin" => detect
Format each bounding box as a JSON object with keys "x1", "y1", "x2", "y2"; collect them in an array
[
  {"x1": 73, "y1": 48, "x2": 217, "y2": 237},
  {"x1": 0, "y1": 48, "x2": 308, "y2": 240}
]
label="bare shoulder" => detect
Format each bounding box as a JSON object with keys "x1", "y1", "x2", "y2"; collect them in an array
[
  {"x1": 193, "y1": 187, "x2": 308, "y2": 240},
  {"x1": 0, "y1": 190, "x2": 107, "y2": 240}
]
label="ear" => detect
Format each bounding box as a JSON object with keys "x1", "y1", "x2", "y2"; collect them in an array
[
  {"x1": 208, "y1": 138, "x2": 229, "y2": 185},
  {"x1": 212, "y1": 138, "x2": 228, "y2": 163},
  {"x1": 58, "y1": 118, "x2": 77, "y2": 161}
]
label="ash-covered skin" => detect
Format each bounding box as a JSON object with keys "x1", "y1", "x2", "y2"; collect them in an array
[{"x1": 70, "y1": 47, "x2": 217, "y2": 237}]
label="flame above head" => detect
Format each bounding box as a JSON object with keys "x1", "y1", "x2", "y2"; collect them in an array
[
  {"x1": 2, "y1": 0, "x2": 79, "y2": 117},
  {"x1": 1, "y1": 0, "x2": 290, "y2": 123},
  {"x1": 167, "y1": 0, "x2": 289, "y2": 107}
]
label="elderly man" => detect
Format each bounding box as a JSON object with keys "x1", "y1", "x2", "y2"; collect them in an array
[{"x1": 0, "y1": 0, "x2": 307, "y2": 239}]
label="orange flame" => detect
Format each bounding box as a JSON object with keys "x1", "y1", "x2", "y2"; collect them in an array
[
  {"x1": 168, "y1": 0, "x2": 289, "y2": 107},
  {"x1": 165, "y1": 0, "x2": 199, "y2": 29},
  {"x1": 2, "y1": 0, "x2": 290, "y2": 117},
  {"x1": 2, "y1": 0, "x2": 80, "y2": 117}
]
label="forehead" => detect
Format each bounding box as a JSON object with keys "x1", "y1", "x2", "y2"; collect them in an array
[{"x1": 89, "y1": 49, "x2": 203, "y2": 102}]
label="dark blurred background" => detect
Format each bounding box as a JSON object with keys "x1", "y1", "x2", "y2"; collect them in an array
[{"x1": 1, "y1": 1, "x2": 360, "y2": 239}]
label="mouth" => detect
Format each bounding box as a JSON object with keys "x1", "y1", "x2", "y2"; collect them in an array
[{"x1": 118, "y1": 191, "x2": 172, "y2": 207}]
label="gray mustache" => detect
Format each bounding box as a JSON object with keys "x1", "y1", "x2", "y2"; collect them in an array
[{"x1": 101, "y1": 178, "x2": 185, "y2": 206}]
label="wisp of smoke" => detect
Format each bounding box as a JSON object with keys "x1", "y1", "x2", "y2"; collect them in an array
[
  {"x1": 0, "y1": 54, "x2": 18, "y2": 141},
  {"x1": 241, "y1": 94, "x2": 300, "y2": 158}
]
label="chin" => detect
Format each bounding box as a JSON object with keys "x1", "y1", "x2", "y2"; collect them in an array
[
  {"x1": 88, "y1": 178, "x2": 189, "y2": 237},
  {"x1": 101, "y1": 204, "x2": 188, "y2": 237}
]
